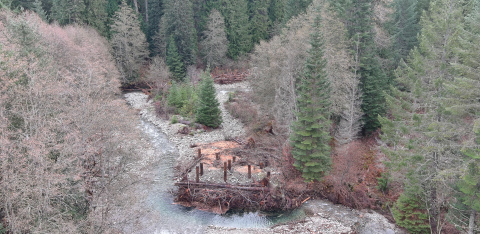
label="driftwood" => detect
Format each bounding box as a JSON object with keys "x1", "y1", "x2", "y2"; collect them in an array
[
  {"x1": 175, "y1": 182, "x2": 269, "y2": 191},
  {"x1": 211, "y1": 68, "x2": 249, "y2": 84},
  {"x1": 176, "y1": 154, "x2": 203, "y2": 179},
  {"x1": 178, "y1": 120, "x2": 204, "y2": 129}
]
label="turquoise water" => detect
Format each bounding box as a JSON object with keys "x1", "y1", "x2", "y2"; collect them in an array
[{"x1": 139, "y1": 119, "x2": 306, "y2": 233}]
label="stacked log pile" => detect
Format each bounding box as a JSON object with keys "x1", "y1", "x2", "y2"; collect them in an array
[{"x1": 211, "y1": 68, "x2": 249, "y2": 84}]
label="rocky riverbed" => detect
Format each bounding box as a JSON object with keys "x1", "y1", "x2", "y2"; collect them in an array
[{"x1": 124, "y1": 82, "x2": 407, "y2": 233}]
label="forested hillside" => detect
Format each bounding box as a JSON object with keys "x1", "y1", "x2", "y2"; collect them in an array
[
  {"x1": 1, "y1": 0, "x2": 480, "y2": 233},
  {"x1": 0, "y1": 10, "x2": 141, "y2": 233}
]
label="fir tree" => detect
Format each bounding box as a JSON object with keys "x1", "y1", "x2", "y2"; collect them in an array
[
  {"x1": 268, "y1": 0, "x2": 284, "y2": 24},
  {"x1": 283, "y1": 0, "x2": 312, "y2": 24},
  {"x1": 346, "y1": 0, "x2": 387, "y2": 134},
  {"x1": 84, "y1": 0, "x2": 108, "y2": 35},
  {"x1": 161, "y1": 0, "x2": 197, "y2": 64},
  {"x1": 110, "y1": 0, "x2": 149, "y2": 82},
  {"x1": 379, "y1": 0, "x2": 472, "y2": 232},
  {"x1": 458, "y1": 126, "x2": 480, "y2": 233},
  {"x1": 249, "y1": 0, "x2": 271, "y2": 44},
  {"x1": 147, "y1": 0, "x2": 162, "y2": 52},
  {"x1": 196, "y1": 70, "x2": 222, "y2": 128},
  {"x1": 389, "y1": 0, "x2": 420, "y2": 64},
  {"x1": 33, "y1": 0, "x2": 48, "y2": 21},
  {"x1": 166, "y1": 35, "x2": 185, "y2": 81},
  {"x1": 290, "y1": 7, "x2": 331, "y2": 182},
  {"x1": 51, "y1": 0, "x2": 86, "y2": 24},
  {"x1": 223, "y1": 0, "x2": 252, "y2": 59}
]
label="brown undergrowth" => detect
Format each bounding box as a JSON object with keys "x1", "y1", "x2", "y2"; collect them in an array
[{"x1": 173, "y1": 90, "x2": 399, "y2": 217}]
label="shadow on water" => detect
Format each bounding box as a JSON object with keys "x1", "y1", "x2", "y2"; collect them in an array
[{"x1": 139, "y1": 119, "x2": 306, "y2": 232}]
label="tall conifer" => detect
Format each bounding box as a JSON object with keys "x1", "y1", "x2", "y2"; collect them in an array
[
  {"x1": 161, "y1": 0, "x2": 197, "y2": 64},
  {"x1": 166, "y1": 35, "x2": 185, "y2": 81},
  {"x1": 379, "y1": 0, "x2": 473, "y2": 232},
  {"x1": 223, "y1": 0, "x2": 252, "y2": 59},
  {"x1": 389, "y1": 0, "x2": 420, "y2": 64},
  {"x1": 290, "y1": 6, "x2": 331, "y2": 182},
  {"x1": 249, "y1": 0, "x2": 271, "y2": 44},
  {"x1": 196, "y1": 71, "x2": 222, "y2": 128}
]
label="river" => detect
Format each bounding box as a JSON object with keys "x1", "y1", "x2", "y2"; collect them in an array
[{"x1": 138, "y1": 119, "x2": 307, "y2": 233}]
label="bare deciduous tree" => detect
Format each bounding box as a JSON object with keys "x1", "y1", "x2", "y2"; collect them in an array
[
  {"x1": 0, "y1": 11, "x2": 140, "y2": 233},
  {"x1": 110, "y1": 0, "x2": 149, "y2": 83},
  {"x1": 249, "y1": 0, "x2": 362, "y2": 139},
  {"x1": 200, "y1": 9, "x2": 228, "y2": 68}
]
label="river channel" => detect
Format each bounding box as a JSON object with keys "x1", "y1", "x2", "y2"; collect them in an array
[{"x1": 138, "y1": 119, "x2": 307, "y2": 233}]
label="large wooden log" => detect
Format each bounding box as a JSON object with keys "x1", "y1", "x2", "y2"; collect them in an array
[{"x1": 175, "y1": 182, "x2": 269, "y2": 191}]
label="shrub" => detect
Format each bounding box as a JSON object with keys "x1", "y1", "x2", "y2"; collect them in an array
[{"x1": 170, "y1": 115, "x2": 179, "y2": 124}]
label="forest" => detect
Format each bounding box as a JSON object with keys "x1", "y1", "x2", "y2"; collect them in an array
[{"x1": 1, "y1": 0, "x2": 480, "y2": 233}]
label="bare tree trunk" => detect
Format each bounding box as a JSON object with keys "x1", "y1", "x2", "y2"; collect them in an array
[
  {"x1": 145, "y1": 0, "x2": 148, "y2": 23},
  {"x1": 133, "y1": 0, "x2": 139, "y2": 14},
  {"x1": 469, "y1": 209, "x2": 476, "y2": 234}
]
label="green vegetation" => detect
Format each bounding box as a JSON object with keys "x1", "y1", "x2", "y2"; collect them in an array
[
  {"x1": 290, "y1": 6, "x2": 331, "y2": 181},
  {"x1": 196, "y1": 71, "x2": 222, "y2": 128}
]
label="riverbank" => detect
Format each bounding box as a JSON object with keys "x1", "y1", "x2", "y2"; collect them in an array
[
  {"x1": 125, "y1": 82, "x2": 248, "y2": 169},
  {"x1": 123, "y1": 82, "x2": 407, "y2": 233}
]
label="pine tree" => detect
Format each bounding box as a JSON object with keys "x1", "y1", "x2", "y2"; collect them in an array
[
  {"x1": 161, "y1": 0, "x2": 197, "y2": 64},
  {"x1": 110, "y1": 0, "x2": 149, "y2": 83},
  {"x1": 290, "y1": 7, "x2": 331, "y2": 182},
  {"x1": 196, "y1": 70, "x2": 222, "y2": 128},
  {"x1": 379, "y1": 0, "x2": 472, "y2": 232},
  {"x1": 166, "y1": 35, "x2": 185, "y2": 81},
  {"x1": 249, "y1": 0, "x2": 271, "y2": 44},
  {"x1": 200, "y1": 9, "x2": 228, "y2": 67},
  {"x1": 389, "y1": 0, "x2": 420, "y2": 64}
]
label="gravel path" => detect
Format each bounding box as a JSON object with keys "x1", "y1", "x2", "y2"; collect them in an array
[{"x1": 124, "y1": 82, "x2": 248, "y2": 167}]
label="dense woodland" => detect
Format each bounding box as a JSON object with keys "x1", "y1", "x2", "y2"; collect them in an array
[{"x1": 1, "y1": 0, "x2": 480, "y2": 233}]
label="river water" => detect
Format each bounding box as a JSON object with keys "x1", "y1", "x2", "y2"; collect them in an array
[{"x1": 138, "y1": 119, "x2": 307, "y2": 233}]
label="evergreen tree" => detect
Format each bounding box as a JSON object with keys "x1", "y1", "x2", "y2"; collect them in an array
[
  {"x1": 167, "y1": 80, "x2": 182, "y2": 108},
  {"x1": 267, "y1": 0, "x2": 284, "y2": 35},
  {"x1": 222, "y1": 0, "x2": 252, "y2": 59},
  {"x1": 249, "y1": 0, "x2": 271, "y2": 44},
  {"x1": 290, "y1": 7, "x2": 331, "y2": 182},
  {"x1": 283, "y1": 0, "x2": 312, "y2": 24},
  {"x1": 379, "y1": 0, "x2": 472, "y2": 232},
  {"x1": 146, "y1": 0, "x2": 162, "y2": 52},
  {"x1": 200, "y1": 9, "x2": 228, "y2": 67},
  {"x1": 110, "y1": 0, "x2": 149, "y2": 83},
  {"x1": 51, "y1": 0, "x2": 85, "y2": 24},
  {"x1": 84, "y1": 0, "x2": 108, "y2": 35},
  {"x1": 458, "y1": 126, "x2": 480, "y2": 233},
  {"x1": 196, "y1": 70, "x2": 222, "y2": 128},
  {"x1": 161, "y1": 0, "x2": 197, "y2": 64},
  {"x1": 33, "y1": 0, "x2": 48, "y2": 21},
  {"x1": 389, "y1": 0, "x2": 420, "y2": 64},
  {"x1": 268, "y1": 0, "x2": 284, "y2": 24},
  {"x1": 347, "y1": 0, "x2": 387, "y2": 134},
  {"x1": 166, "y1": 35, "x2": 185, "y2": 81}
]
